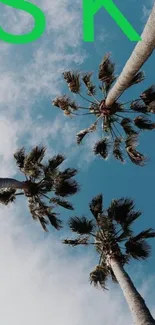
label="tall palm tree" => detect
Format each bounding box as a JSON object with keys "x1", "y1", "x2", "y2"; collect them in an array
[
  {"x1": 105, "y1": 2, "x2": 155, "y2": 107},
  {"x1": 0, "y1": 146, "x2": 79, "y2": 231},
  {"x1": 52, "y1": 54, "x2": 155, "y2": 166},
  {"x1": 63, "y1": 194, "x2": 155, "y2": 325}
]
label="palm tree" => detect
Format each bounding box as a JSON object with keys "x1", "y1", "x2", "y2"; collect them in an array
[
  {"x1": 63, "y1": 194, "x2": 155, "y2": 325},
  {"x1": 52, "y1": 54, "x2": 155, "y2": 166},
  {"x1": 0, "y1": 146, "x2": 79, "y2": 231},
  {"x1": 105, "y1": 2, "x2": 155, "y2": 107}
]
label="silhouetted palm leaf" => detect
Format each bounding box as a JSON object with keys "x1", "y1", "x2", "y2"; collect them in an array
[
  {"x1": 147, "y1": 100, "x2": 155, "y2": 113},
  {"x1": 76, "y1": 123, "x2": 97, "y2": 145},
  {"x1": 133, "y1": 229, "x2": 155, "y2": 241},
  {"x1": 134, "y1": 116, "x2": 155, "y2": 130},
  {"x1": 93, "y1": 138, "x2": 111, "y2": 159},
  {"x1": 50, "y1": 197, "x2": 74, "y2": 210},
  {"x1": 82, "y1": 73, "x2": 96, "y2": 96},
  {"x1": 140, "y1": 85, "x2": 155, "y2": 105},
  {"x1": 90, "y1": 265, "x2": 108, "y2": 289},
  {"x1": 89, "y1": 194, "x2": 103, "y2": 219},
  {"x1": 0, "y1": 189, "x2": 16, "y2": 205},
  {"x1": 63, "y1": 71, "x2": 81, "y2": 93},
  {"x1": 55, "y1": 179, "x2": 79, "y2": 197},
  {"x1": 98, "y1": 54, "x2": 116, "y2": 86},
  {"x1": 121, "y1": 118, "x2": 138, "y2": 136},
  {"x1": 128, "y1": 71, "x2": 145, "y2": 87},
  {"x1": 63, "y1": 236, "x2": 89, "y2": 246},
  {"x1": 125, "y1": 239, "x2": 151, "y2": 260},
  {"x1": 14, "y1": 147, "x2": 25, "y2": 169},
  {"x1": 68, "y1": 216, "x2": 95, "y2": 234},
  {"x1": 113, "y1": 138, "x2": 124, "y2": 162},
  {"x1": 108, "y1": 198, "x2": 135, "y2": 224},
  {"x1": 130, "y1": 101, "x2": 148, "y2": 114}
]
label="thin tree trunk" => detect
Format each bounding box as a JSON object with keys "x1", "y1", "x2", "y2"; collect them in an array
[
  {"x1": 0, "y1": 178, "x2": 27, "y2": 190},
  {"x1": 105, "y1": 2, "x2": 155, "y2": 107},
  {"x1": 110, "y1": 257, "x2": 155, "y2": 325}
]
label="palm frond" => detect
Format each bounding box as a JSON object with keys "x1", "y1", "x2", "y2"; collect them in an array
[
  {"x1": 116, "y1": 228, "x2": 133, "y2": 242},
  {"x1": 147, "y1": 100, "x2": 155, "y2": 113},
  {"x1": 60, "y1": 168, "x2": 77, "y2": 179},
  {"x1": 134, "y1": 116, "x2": 155, "y2": 130},
  {"x1": 89, "y1": 194, "x2": 103, "y2": 219},
  {"x1": 47, "y1": 155, "x2": 65, "y2": 172},
  {"x1": 62, "y1": 236, "x2": 89, "y2": 246},
  {"x1": 108, "y1": 198, "x2": 135, "y2": 224},
  {"x1": 140, "y1": 85, "x2": 155, "y2": 105},
  {"x1": 113, "y1": 138, "x2": 124, "y2": 163},
  {"x1": 126, "y1": 146, "x2": 147, "y2": 166},
  {"x1": 130, "y1": 101, "x2": 148, "y2": 115},
  {"x1": 55, "y1": 179, "x2": 79, "y2": 197},
  {"x1": 76, "y1": 123, "x2": 97, "y2": 145},
  {"x1": 68, "y1": 216, "x2": 95, "y2": 234},
  {"x1": 89, "y1": 265, "x2": 109, "y2": 289},
  {"x1": 63, "y1": 71, "x2": 81, "y2": 93},
  {"x1": 82, "y1": 73, "x2": 96, "y2": 96},
  {"x1": 128, "y1": 71, "x2": 145, "y2": 87},
  {"x1": 98, "y1": 54, "x2": 116, "y2": 86},
  {"x1": 121, "y1": 118, "x2": 138, "y2": 136},
  {"x1": 93, "y1": 138, "x2": 111, "y2": 159},
  {"x1": 46, "y1": 211, "x2": 62, "y2": 230},
  {"x1": 125, "y1": 239, "x2": 151, "y2": 260},
  {"x1": 50, "y1": 197, "x2": 74, "y2": 210},
  {"x1": 0, "y1": 189, "x2": 16, "y2": 205},
  {"x1": 133, "y1": 228, "x2": 155, "y2": 241},
  {"x1": 14, "y1": 147, "x2": 25, "y2": 169}
]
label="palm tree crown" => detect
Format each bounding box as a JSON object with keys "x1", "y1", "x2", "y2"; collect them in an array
[
  {"x1": 0, "y1": 146, "x2": 79, "y2": 231},
  {"x1": 63, "y1": 194, "x2": 155, "y2": 288},
  {"x1": 52, "y1": 54, "x2": 155, "y2": 166}
]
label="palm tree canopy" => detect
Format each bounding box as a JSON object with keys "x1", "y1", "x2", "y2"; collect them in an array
[
  {"x1": 53, "y1": 54, "x2": 155, "y2": 166},
  {"x1": 105, "y1": 2, "x2": 155, "y2": 107},
  {"x1": 63, "y1": 194, "x2": 155, "y2": 289},
  {"x1": 0, "y1": 146, "x2": 79, "y2": 231}
]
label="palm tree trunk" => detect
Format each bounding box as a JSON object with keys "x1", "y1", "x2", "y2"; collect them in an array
[
  {"x1": 105, "y1": 2, "x2": 155, "y2": 107},
  {"x1": 0, "y1": 178, "x2": 27, "y2": 190},
  {"x1": 110, "y1": 257, "x2": 155, "y2": 325}
]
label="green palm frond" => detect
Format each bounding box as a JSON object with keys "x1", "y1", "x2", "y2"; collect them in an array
[
  {"x1": 89, "y1": 194, "x2": 103, "y2": 219},
  {"x1": 93, "y1": 138, "x2": 111, "y2": 159},
  {"x1": 82, "y1": 72, "x2": 96, "y2": 96},
  {"x1": 63, "y1": 71, "x2": 81, "y2": 93},
  {"x1": 125, "y1": 239, "x2": 151, "y2": 260},
  {"x1": 89, "y1": 265, "x2": 109, "y2": 289},
  {"x1": 14, "y1": 147, "x2": 25, "y2": 169},
  {"x1": 50, "y1": 197, "x2": 74, "y2": 210},
  {"x1": 68, "y1": 216, "x2": 95, "y2": 234},
  {"x1": 134, "y1": 116, "x2": 155, "y2": 130}
]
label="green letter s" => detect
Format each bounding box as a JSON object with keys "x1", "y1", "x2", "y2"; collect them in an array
[{"x1": 0, "y1": 0, "x2": 46, "y2": 44}]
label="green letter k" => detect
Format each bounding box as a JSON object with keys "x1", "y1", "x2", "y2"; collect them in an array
[{"x1": 83, "y1": 0, "x2": 141, "y2": 42}]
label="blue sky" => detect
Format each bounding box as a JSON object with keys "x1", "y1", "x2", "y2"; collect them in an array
[{"x1": 0, "y1": 0, "x2": 155, "y2": 324}]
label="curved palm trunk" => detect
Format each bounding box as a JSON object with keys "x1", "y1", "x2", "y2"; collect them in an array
[
  {"x1": 0, "y1": 178, "x2": 27, "y2": 190},
  {"x1": 105, "y1": 2, "x2": 155, "y2": 107},
  {"x1": 110, "y1": 257, "x2": 155, "y2": 325}
]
